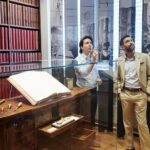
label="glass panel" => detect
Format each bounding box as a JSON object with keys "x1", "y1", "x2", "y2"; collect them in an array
[
  {"x1": 65, "y1": 0, "x2": 78, "y2": 59},
  {"x1": 142, "y1": 0, "x2": 150, "y2": 145},
  {"x1": 0, "y1": 59, "x2": 98, "y2": 74},
  {"x1": 51, "y1": 0, "x2": 63, "y2": 59},
  {"x1": 118, "y1": 1, "x2": 139, "y2": 149},
  {"x1": 119, "y1": 0, "x2": 135, "y2": 55},
  {"x1": 80, "y1": 0, "x2": 94, "y2": 38},
  {"x1": 142, "y1": 0, "x2": 150, "y2": 56},
  {"x1": 98, "y1": 0, "x2": 114, "y2": 62},
  {"x1": 98, "y1": 1, "x2": 116, "y2": 150},
  {"x1": 0, "y1": 1, "x2": 118, "y2": 149}
]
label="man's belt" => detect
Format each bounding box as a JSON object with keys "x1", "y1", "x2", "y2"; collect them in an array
[{"x1": 124, "y1": 87, "x2": 141, "y2": 92}]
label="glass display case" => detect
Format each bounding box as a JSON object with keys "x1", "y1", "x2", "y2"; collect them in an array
[{"x1": 0, "y1": 59, "x2": 118, "y2": 150}]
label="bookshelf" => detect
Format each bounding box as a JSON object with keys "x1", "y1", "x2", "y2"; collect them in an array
[{"x1": 0, "y1": 0, "x2": 41, "y2": 99}]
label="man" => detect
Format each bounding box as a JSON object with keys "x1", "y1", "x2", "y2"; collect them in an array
[
  {"x1": 117, "y1": 35, "x2": 150, "y2": 150},
  {"x1": 100, "y1": 42, "x2": 111, "y2": 60},
  {"x1": 74, "y1": 36, "x2": 102, "y2": 126}
]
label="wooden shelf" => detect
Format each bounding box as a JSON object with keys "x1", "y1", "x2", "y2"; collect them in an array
[
  {"x1": 71, "y1": 128, "x2": 96, "y2": 150},
  {"x1": 10, "y1": 50, "x2": 40, "y2": 52},
  {"x1": 9, "y1": 0, "x2": 39, "y2": 8},
  {"x1": 0, "y1": 63, "x2": 10, "y2": 66},
  {"x1": 10, "y1": 61, "x2": 41, "y2": 65},
  {"x1": 0, "y1": 24, "x2": 8, "y2": 27},
  {"x1": 38, "y1": 114, "x2": 84, "y2": 138},
  {"x1": 9, "y1": 25, "x2": 40, "y2": 30},
  {"x1": 0, "y1": 50, "x2": 40, "y2": 52},
  {"x1": 0, "y1": 50, "x2": 10, "y2": 52}
]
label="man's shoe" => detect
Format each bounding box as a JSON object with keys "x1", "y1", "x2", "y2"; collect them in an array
[{"x1": 126, "y1": 148, "x2": 135, "y2": 150}]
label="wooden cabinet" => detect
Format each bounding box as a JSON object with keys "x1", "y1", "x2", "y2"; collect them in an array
[
  {"x1": 37, "y1": 114, "x2": 96, "y2": 150},
  {"x1": 79, "y1": 93, "x2": 92, "y2": 122},
  {"x1": 38, "y1": 130, "x2": 72, "y2": 150},
  {"x1": 34, "y1": 107, "x2": 52, "y2": 128},
  {"x1": 0, "y1": 123, "x2": 7, "y2": 150},
  {"x1": 0, "y1": 113, "x2": 35, "y2": 150},
  {"x1": 59, "y1": 99, "x2": 80, "y2": 117},
  {"x1": 71, "y1": 128, "x2": 96, "y2": 150},
  {"x1": 0, "y1": 87, "x2": 90, "y2": 150}
]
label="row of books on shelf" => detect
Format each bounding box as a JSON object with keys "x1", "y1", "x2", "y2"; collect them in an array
[
  {"x1": 0, "y1": 27, "x2": 39, "y2": 50},
  {"x1": 0, "y1": 64, "x2": 41, "y2": 102},
  {"x1": 10, "y1": 52, "x2": 41, "y2": 63},
  {"x1": 0, "y1": 63, "x2": 41, "y2": 75},
  {"x1": 0, "y1": 1, "x2": 7, "y2": 25},
  {"x1": 0, "y1": 27, "x2": 8, "y2": 49},
  {"x1": 0, "y1": 52, "x2": 41, "y2": 64},
  {"x1": 0, "y1": 1, "x2": 39, "y2": 27},
  {"x1": 0, "y1": 77, "x2": 20, "y2": 99},
  {"x1": 11, "y1": 0, "x2": 39, "y2": 6},
  {"x1": 9, "y1": 3, "x2": 39, "y2": 27}
]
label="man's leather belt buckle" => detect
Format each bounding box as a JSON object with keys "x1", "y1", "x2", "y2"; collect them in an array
[{"x1": 124, "y1": 87, "x2": 141, "y2": 92}]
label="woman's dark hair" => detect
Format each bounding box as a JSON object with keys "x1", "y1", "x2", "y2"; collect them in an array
[
  {"x1": 79, "y1": 36, "x2": 93, "y2": 53},
  {"x1": 120, "y1": 35, "x2": 130, "y2": 46}
]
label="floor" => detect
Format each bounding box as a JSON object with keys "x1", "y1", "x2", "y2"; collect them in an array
[{"x1": 89, "y1": 126, "x2": 140, "y2": 150}]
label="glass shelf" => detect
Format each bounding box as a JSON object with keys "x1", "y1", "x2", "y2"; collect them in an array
[
  {"x1": 0, "y1": 59, "x2": 96, "y2": 75},
  {"x1": 0, "y1": 59, "x2": 118, "y2": 75}
]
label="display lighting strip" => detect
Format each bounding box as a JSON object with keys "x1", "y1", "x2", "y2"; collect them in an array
[
  {"x1": 113, "y1": 0, "x2": 119, "y2": 60},
  {"x1": 62, "y1": 0, "x2": 66, "y2": 65},
  {"x1": 94, "y1": 0, "x2": 99, "y2": 48},
  {"x1": 77, "y1": 0, "x2": 81, "y2": 54},
  {"x1": 135, "y1": 0, "x2": 143, "y2": 52}
]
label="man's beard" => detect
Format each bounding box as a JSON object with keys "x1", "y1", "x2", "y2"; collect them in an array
[{"x1": 127, "y1": 43, "x2": 135, "y2": 52}]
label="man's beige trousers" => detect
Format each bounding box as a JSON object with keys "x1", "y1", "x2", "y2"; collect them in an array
[{"x1": 120, "y1": 89, "x2": 150, "y2": 150}]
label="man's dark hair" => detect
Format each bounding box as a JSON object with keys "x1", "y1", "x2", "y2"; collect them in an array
[
  {"x1": 120, "y1": 35, "x2": 130, "y2": 46},
  {"x1": 79, "y1": 36, "x2": 93, "y2": 53},
  {"x1": 103, "y1": 42, "x2": 110, "y2": 47}
]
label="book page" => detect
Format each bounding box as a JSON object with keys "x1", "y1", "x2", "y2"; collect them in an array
[{"x1": 7, "y1": 71, "x2": 71, "y2": 105}]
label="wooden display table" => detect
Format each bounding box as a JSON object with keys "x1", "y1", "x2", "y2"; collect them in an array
[{"x1": 0, "y1": 87, "x2": 90, "y2": 150}]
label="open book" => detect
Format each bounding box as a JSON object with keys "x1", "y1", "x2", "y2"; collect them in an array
[{"x1": 7, "y1": 71, "x2": 71, "y2": 105}]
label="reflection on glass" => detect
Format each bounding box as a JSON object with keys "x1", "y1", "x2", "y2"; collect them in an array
[
  {"x1": 65, "y1": 0, "x2": 78, "y2": 59},
  {"x1": 143, "y1": 0, "x2": 150, "y2": 57},
  {"x1": 99, "y1": 0, "x2": 113, "y2": 62},
  {"x1": 49, "y1": 1, "x2": 117, "y2": 149},
  {"x1": 80, "y1": 0, "x2": 94, "y2": 38},
  {"x1": 51, "y1": 0, "x2": 63, "y2": 59},
  {"x1": 119, "y1": 0, "x2": 136, "y2": 58},
  {"x1": 119, "y1": 0, "x2": 136, "y2": 59},
  {"x1": 120, "y1": 0, "x2": 135, "y2": 39},
  {"x1": 118, "y1": 1, "x2": 142, "y2": 150}
]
